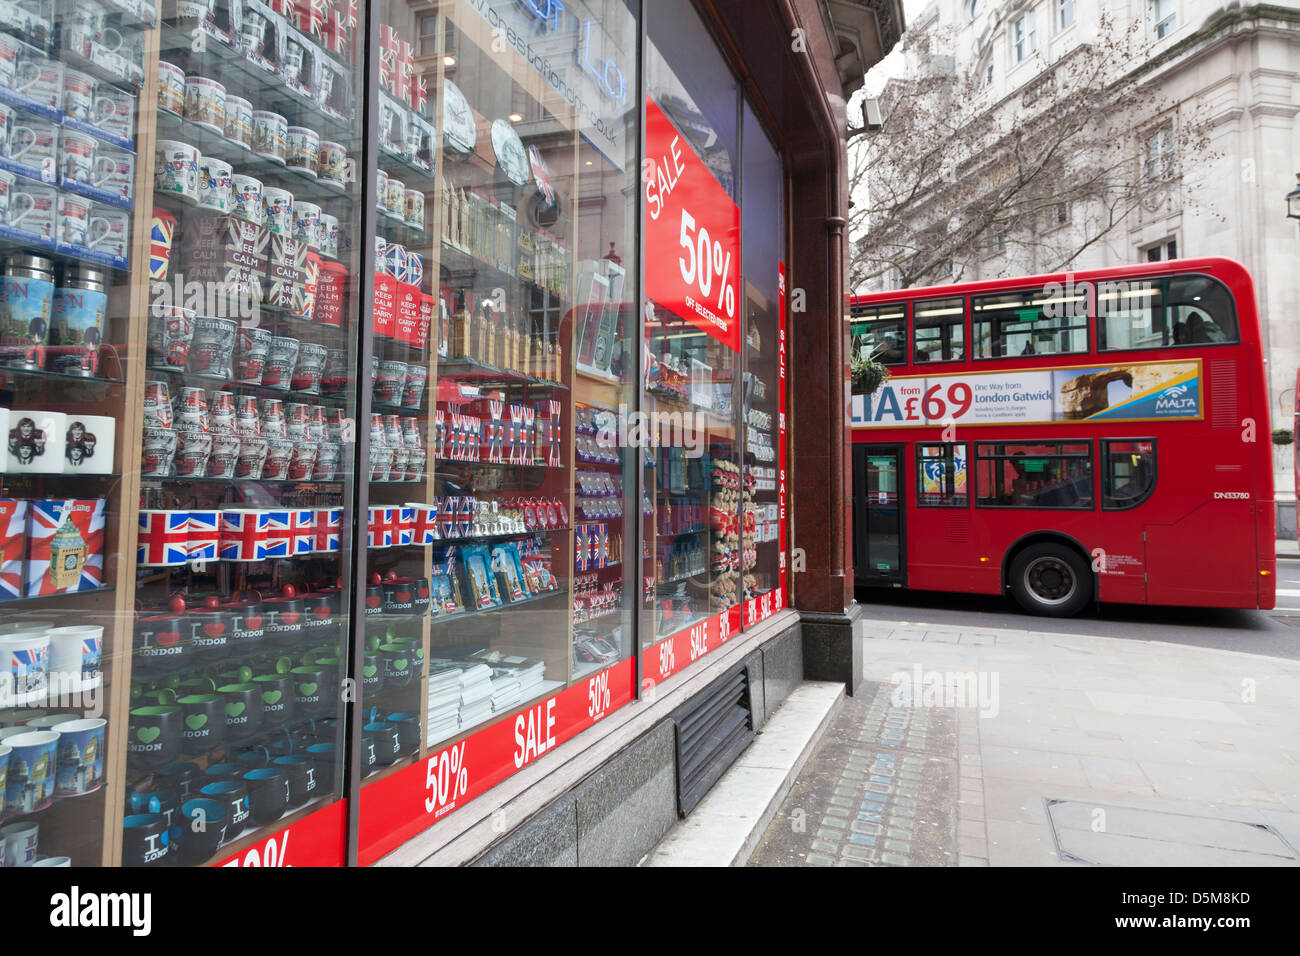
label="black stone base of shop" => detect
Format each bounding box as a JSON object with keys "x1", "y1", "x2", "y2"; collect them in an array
[
  {"x1": 376, "y1": 612, "x2": 805, "y2": 867},
  {"x1": 800, "y1": 603, "x2": 864, "y2": 697}
]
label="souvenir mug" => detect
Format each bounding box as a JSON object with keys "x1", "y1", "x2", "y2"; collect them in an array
[
  {"x1": 385, "y1": 177, "x2": 405, "y2": 218},
  {"x1": 62, "y1": 69, "x2": 115, "y2": 125},
  {"x1": 232, "y1": 174, "x2": 263, "y2": 222},
  {"x1": 375, "y1": 168, "x2": 388, "y2": 212},
  {"x1": 158, "y1": 61, "x2": 185, "y2": 114},
  {"x1": 317, "y1": 140, "x2": 346, "y2": 187},
  {"x1": 0, "y1": 169, "x2": 17, "y2": 222},
  {"x1": 198, "y1": 156, "x2": 233, "y2": 213},
  {"x1": 88, "y1": 206, "x2": 130, "y2": 259},
  {"x1": 224, "y1": 96, "x2": 253, "y2": 148},
  {"x1": 7, "y1": 182, "x2": 56, "y2": 238},
  {"x1": 293, "y1": 200, "x2": 320, "y2": 246},
  {"x1": 251, "y1": 110, "x2": 287, "y2": 164},
  {"x1": 317, "y1": 213, "x2": 339, "y2": 258},
  {"x1": 262, "y1": 186, "x2": 293, "y2": 236},
  {"x1": 184, "y1": 76, "x2": 226, "y2": 134},
  {"x1": 283, "y1": 38, "x2": 304, "y2": 84},
  {"x1": 146, "y1": 306, "x2": 194, "y2": 370},
  {"x1": 155, "y1": 140, "x2": 199, "y2": 203},
  {"x1": 286, "y1": 126, "x2": 319, "y2": 176},
  {"x1": 57, "y1": 193, "x2": 97, "y2": 246},
  {"x1": 241, "y1": 11, "x2": 267, "y2": 57}
]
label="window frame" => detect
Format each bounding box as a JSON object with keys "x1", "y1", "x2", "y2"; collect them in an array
[
  {"x1": 850, "y1": 301, "x2": 909, "y2": 367},
  {"x1": 1013, "y1": 10, "x2": 1037, "y2": 63},
  {"x1": 911, "y1": 295, "x2": 967, "y2": 365},
  {"x1": 1057, "y1": 0, "x2": 1075, "y2": 30},
  {"x1": 916, "y1": 442, "x2": 971, "y2": 508},
  {"x1": 1144, "y1": 122, "x2": 1175, "y2": 181},
  {"x1": 1101, "y1": 439, "x2": 1158, "y2": 511},
  {"x1": 1151, "y1": 0, "x2": 1177, "y2": 39},
  {"x1": 974, "y1": 440, "x2": 1096, "y2": 511},
  {"x1": 1097, "y1": 272, "x2": 1240, "y2": 352},
  {"x1": 970, "y1": 285, "x2": 1092, "y2": 361}
]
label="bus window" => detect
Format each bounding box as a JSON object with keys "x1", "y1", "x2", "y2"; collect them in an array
[
  {"x1": 850, "y1": 303, "x2": 907, "y2": 365},
  {"x1": 1168, "y1": 275, "x2": 1238, "y2": 344},
  {"x1": 1097, "y1": 279, "x2": 1166, "y2": 348},
  {"x1": 917, "y1": 443, "x2": 968, "y2": 506},
  {"x1": 1099, "y1": 274, "x2": 1238, "y2": 349},
  {"x1": 971, "y1": 288, "x2": 1089, "y2": 359},
  {"x1": 1102, "y1": 440, "x2": 1157, "y2": 509},
  {"x1": 975, "y1": 441, "x2": 1094, "y2": 509},
  {"x1": 912, "y1": 297, "x2": 965, "y2": 363}
]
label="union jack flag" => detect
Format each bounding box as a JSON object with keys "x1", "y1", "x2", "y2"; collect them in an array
[
  {"x1": 220, "y1": 510, "x2": 270, "y2": 562},
  {"x1": 508, "y1": 403, "x2": 526, "y2": 465},
  {"x1": 342, "y1": 0, "x2": 357, "y2": 29},
  {"x1": 320, "y1": 7, "x2": 348, "y2": 57},
  {"x1": 269, "y1": 0, "x2": 296, "y2": 18},
  {"x1": 486, "y1": 399, "x2": 504, "y2": 464},
  {"x1": 187, "y1": 510, "x2": 220, "y2": 564},
  {"x1": 367, "y1": 507, "x2": 395, "y2": 549},
  {"x1": 273, "y1": 509, "x2": 316, "y2": 556},
  {"x1": 395, "y1": 507, "x2": 415, "y2": 546},
  {"x1": 407, "y1": 503, "x2": 437, "y2": 545},
  {"x1": 379, "y1": 26, "x2": 412, "y2": 102},
  {"x1": 411, "y1": 73, "x2": 428, "y2": 114},
  {"x1": 314, "y1": 507, "x2": 341, "y2": 553},
  {"x1": 138, "y1": 510, "x2": 190, "y2": 567},
  {"x1": 435, "y1": 496, "x2": 455, "y2": 540},
  {"x1": 294, "y1": 0, "x2": 326, "y2": 39},
  {"x1": 521, "y1": 406, "x2": 536, "y2": 466},
  {"x1": 26, "y1": 498, "x2": 105, "y2": 596},
  {"x1": 0, "y1": 499, "x2": 28, "y2": 601}
]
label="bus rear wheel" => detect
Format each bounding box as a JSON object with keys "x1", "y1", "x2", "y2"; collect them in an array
[{"x1": 1008, "y1": 543, "x2": 1092, "y2": 617}]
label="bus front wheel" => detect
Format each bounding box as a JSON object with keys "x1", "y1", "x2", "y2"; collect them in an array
[{"x1": 1008, "y1": 544, "x2": 1092, "y2": 617}]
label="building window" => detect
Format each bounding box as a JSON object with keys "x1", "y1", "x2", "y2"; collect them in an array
[
  {"x1": 918, "y1": 444, "x2": 969, "y2": 507},
  {"x1": 417, "y1": 12, "x2": 439, "y2": 58},
  {"x1": 1142, "y1": 238, "x2": 1177, "y2": 261},
  {"x1": 967, "y1": 0, "x2": 983, "y2": 18},
  {"x1": 1102, "y1": 440, "x2": 1157, "y2": 510},
  {"x1": 995, "y1": 233, "x2": 1007, "y2": 253},
  {"x1": 1055, "y1": 202, "x2": 1069, "y2": 225},
  {"x1": 912, "y1": 296, "x2": 965, "y2": 362},
  {"x1": 1057, "y1": 0, "x2": 1075, "y2": 29},
  {"x1": 979, "y1": 58, "x2": 993, "y2": 88},
  {"x1": 972, "y1": 286, "x2": 1089, "y2": 358},
  {"x1": 1152, "y1": 0, "x2": 1176, "y2": 38},
  {"x1": 976, "y1": 442, "x2": 1095, "y2": 509},
  {"x1": 1013, "y1": 10, "x2": 1037, "y2": 63},
  {"x1": 1143, "y1": 123, "x2": 1174, "y2": 181},
  {"x1": 850, "y1": 302, "x2": 907, "y2": 365}
]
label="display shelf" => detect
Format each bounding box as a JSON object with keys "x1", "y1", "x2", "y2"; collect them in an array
[
  {"x1": 141, "y1": 475, "x2": 346, "y2": 488},
  {"x1": 428, "y1": 586, "x2": 567, "y2": 628},
  {"x1": 439, "y1": 241, "x2": 569, "y2": 306},
  {"x1": 437, "y1": 355, "x2": 564, "y2": 390},
  {"x1": 155, "y1": 111, "x2": 352, "y2": 208},
  {"x1": 0, "y1": 585, "x2": 115, "y2": 606},
  {"x1": 382, "y1": 528, "x2": 571, "y2": 548},
  {"x1": 377, "y1": 146, "x2": 436, "y2": 192},
  {"x1": 145, "y1": 367, "x2": 351, "y2": 407},
  {"x1": 157, "y1": 25, "x2": 355, "y2": 141},
  {"x1": 1, "y1": 472, "x2": 123, "y2": 481}
]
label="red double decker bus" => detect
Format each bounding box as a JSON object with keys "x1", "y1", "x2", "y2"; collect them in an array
[{"x1": 849, "y1": 257, "x2": 1275, "y2": 616}]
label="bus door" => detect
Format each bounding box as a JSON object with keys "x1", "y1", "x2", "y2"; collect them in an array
[{"x1": 853, "y1": 444, "x2": 906, "y2": 586}]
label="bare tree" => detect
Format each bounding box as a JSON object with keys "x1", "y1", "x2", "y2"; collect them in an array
[{"x1": 850, "y1": 13, "x2": 1218, "y2": 291}]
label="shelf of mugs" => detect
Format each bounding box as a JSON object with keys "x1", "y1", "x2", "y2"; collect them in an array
[
  {"x1": 158, "y1": 24, "x2": 355, "y2": 143},
  {"x1": 145, "y1": 366, "x2": 351, "y2": 408},
  {"x1": 141, "y1": 475, "x2": 345, "y2": 489},
  {"x1": 155, "y1": 109, "x2": 351, "y2": 211},
  {"x1": 425, "y1": 586, "x2": 567, "y2": 630},
  {"x1": 0, "y1": 83, "x2": 135, "y2": 154}
]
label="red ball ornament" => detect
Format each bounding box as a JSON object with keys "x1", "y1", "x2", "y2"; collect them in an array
[
  {"x1": 282, "y1": 584, "x2": 297, "y2": 598},
  {"x1": 169, "y1": 595, "x2": 186, "y2": 614}
]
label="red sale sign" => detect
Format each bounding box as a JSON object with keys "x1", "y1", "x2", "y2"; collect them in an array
[
  {"x1": 641, "y1": 605, "x2": 742, "y2": 684},
  {"x1": 644, "y1": 97, "x2": 741, "y2": 352},
  {"x1": 357, "y1": 658, "x2": 635, "y2": 865},
  {"x1": 214, "y1": 799, "x2": 347, "y2": 867}
]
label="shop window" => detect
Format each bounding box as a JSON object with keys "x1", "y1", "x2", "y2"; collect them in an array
[
  {"x1": 740, "y1": 102, "x2": 786, "y2": 624},
  {"x1": 850, "y1": 303, "x2": 907, "y2": 365},
  {"x1": 917, "y1": 444, "x2": 969, "y2": 507},
  {"x1": 976, "y1": 442, "x2": 1095, "y2": 509},
  {"x1": 972, "y1": 288, "x2": 1088, "y2": 358},
  {"x1": 1102, "y1": 440, "x2": 1157, "y2": 509},
  {"x1": 643, "y1": 0, "x2": 743, "y2": 668},
  {"x1": 912, "y1": 297, "x2": 965, "y2": 363}
]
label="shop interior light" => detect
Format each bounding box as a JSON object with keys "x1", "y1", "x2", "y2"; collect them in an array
[
  {"x1": 509, "y1": 113, "x2": 523, "y2": 122},
  {"x1": 444, "y1": 54, "x2": 457, "y2": 66}
]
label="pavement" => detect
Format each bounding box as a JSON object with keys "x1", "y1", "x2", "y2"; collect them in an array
[{"x1": 739, "y1": 618, "x2": 1300, "y2": 867}]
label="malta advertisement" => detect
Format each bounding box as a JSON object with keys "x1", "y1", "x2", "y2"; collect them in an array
[{"x1": 851, "y1": 360, "x2": 1201, "y2": 428}]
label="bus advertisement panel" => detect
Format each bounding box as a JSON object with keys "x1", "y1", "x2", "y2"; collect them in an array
[{"x1": 851, "y1": 360, "x2": 1201, "y2": 429}]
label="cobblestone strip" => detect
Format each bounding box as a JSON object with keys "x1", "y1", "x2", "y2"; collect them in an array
[{"x1": 748, "y1": 680, "x2": 961, "y2": 867}]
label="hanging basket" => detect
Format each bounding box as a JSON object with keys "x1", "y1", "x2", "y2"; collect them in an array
[{"x1": 851, "y1": 355, "x2": 890, "y2": 396}]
